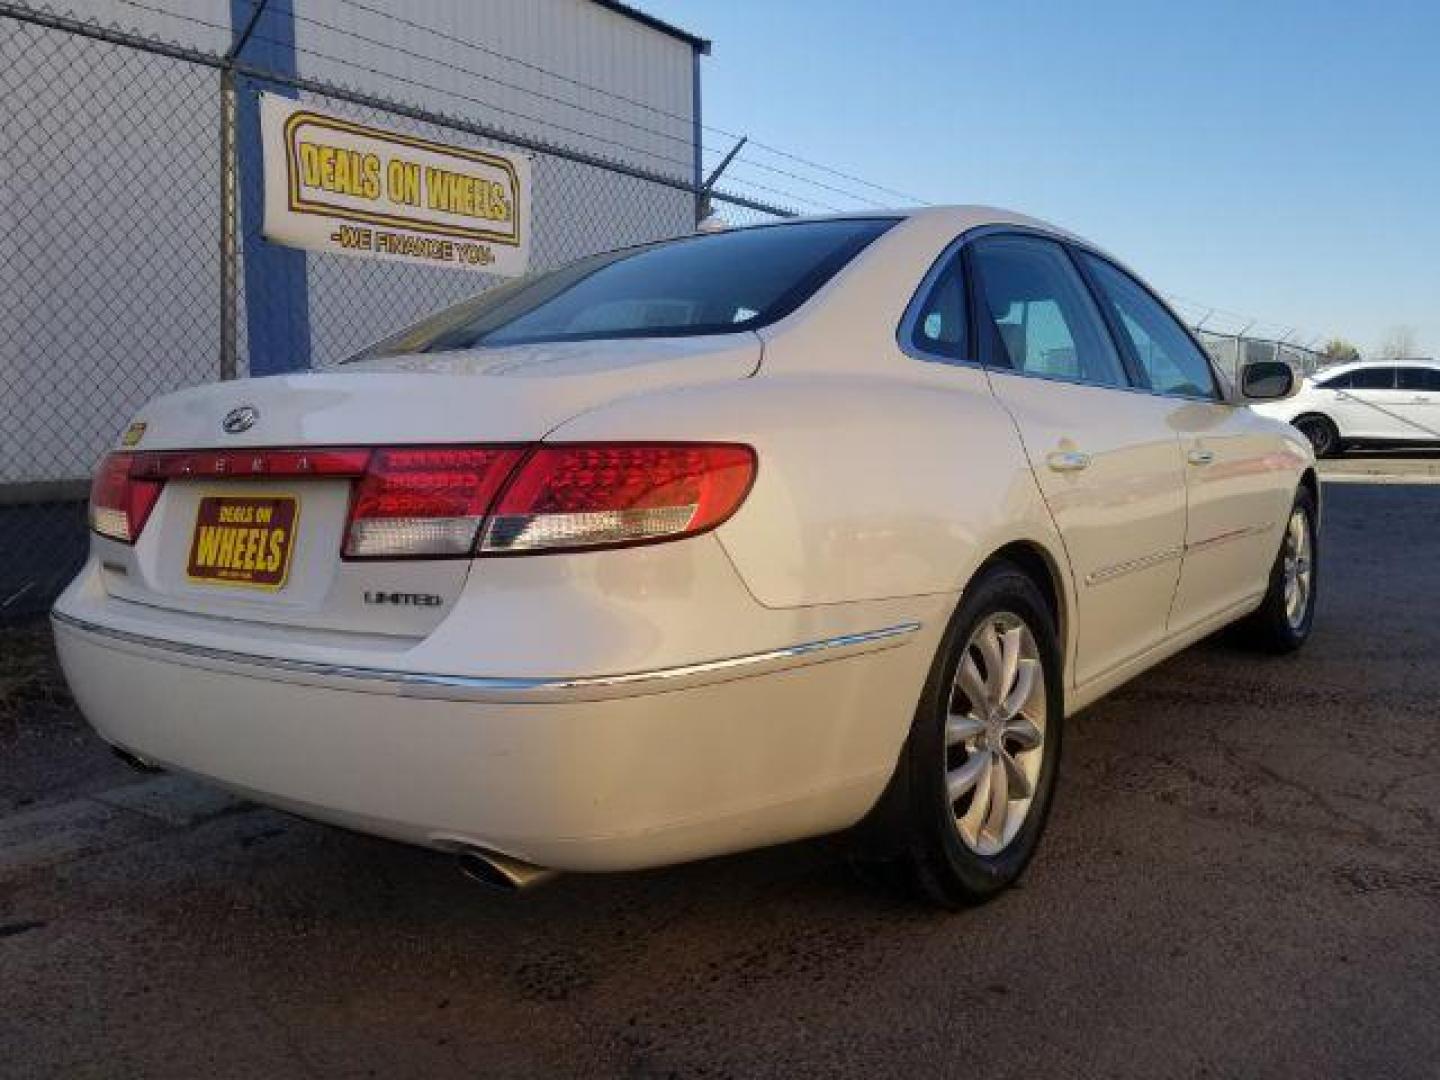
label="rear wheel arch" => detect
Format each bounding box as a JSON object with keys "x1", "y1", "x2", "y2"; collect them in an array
[{"x1": 977, "y1": 541, "x2": 1068, "y2": 656}]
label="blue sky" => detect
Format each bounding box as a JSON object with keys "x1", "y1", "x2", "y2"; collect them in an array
[{"x1": 648, "y1": 0, "x2": 1439, "y2": 355}]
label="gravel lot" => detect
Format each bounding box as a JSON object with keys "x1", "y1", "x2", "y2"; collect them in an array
[{"x1": 2, "y1": 476, "x2": 1438, "y2": 1079}]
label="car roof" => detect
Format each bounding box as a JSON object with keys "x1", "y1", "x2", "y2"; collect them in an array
[
  {"x1": 742, "y1": 204, "x2": 1128, "y2": 270},
  {"x1": 1317, "y1": 358, "x2": 1440, "y2": 376}
]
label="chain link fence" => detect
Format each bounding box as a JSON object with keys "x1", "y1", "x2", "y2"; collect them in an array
[
  {"x1": 1196, "y1": 329, "x2": 1326, "y2": 386},
  {"x1": 0, "y1": 3, "x2": 788, "y2": 620}
]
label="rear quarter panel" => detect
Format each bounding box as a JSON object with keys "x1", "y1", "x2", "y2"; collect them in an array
[{"x1": 544, "y1": 366, "x2": 1073, "y2": 634}]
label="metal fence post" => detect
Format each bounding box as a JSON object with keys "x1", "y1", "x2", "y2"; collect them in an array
[{"x1": 218, "y1": 65, "x2": 238, "y2": 381}]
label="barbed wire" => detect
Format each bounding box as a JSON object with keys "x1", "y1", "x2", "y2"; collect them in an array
[
  {"x1": 116, "y1": 0, "x2": 885, "y2": 213},
  {"x1": 317, "y1": 0, "x2": 931, "y2": 204}
]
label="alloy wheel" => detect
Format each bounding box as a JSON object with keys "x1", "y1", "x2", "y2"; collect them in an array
[
  {"x1": 943, "y1": 613, "x2": 1047, "y2": 856},
  {"x1": 1282, "y1": 506, "x2": 1314, "y2": 629}
]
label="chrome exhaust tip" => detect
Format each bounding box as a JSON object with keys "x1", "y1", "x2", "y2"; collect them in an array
[
  {"x1": 456, "y1": 847, "x2": 558, "y2": 893},
  {"x1": 112, "y1": 746, "x2": 164, "y2": 774}
]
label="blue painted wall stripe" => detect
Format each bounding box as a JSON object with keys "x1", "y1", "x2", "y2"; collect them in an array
[{"x1": 230, "y1": 0, "x2": 311, "y2": 375}]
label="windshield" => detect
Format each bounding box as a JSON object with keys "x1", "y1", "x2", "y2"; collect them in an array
[{"x1": 346, "y1": 218, "x2": 897, "y2": 359}]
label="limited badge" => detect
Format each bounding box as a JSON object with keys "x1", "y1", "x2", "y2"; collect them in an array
[{"x1": 121, "y1": 421, "x2": 147, "y2": 447}]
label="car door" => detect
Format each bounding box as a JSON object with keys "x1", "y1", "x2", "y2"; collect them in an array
[
  {"x1": 1335, "y1": 365, "x2": 1406, "y2": 439},
  {"x1": 967, "y1": 233, "x2": 1187, "y2": 687},
  {"x1": 1394, "y1": 367, "x2": 1440, "y2": 442},
  {"x1": 1075, "y1": 250, "x2": 1288, "y2": 631}
]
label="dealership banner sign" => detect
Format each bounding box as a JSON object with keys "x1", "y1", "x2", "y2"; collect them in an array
[{"x1": 260, "y1": 95, "x2": 531, "y2": 275}]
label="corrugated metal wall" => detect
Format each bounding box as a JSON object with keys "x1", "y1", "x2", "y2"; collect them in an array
[{"x1": 2, "y1": 0, "x2": 699, "y2": 485}]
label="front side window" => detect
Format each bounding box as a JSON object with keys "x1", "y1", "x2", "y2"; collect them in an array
[
  {"x1": 348, "y1": 218, "x2": 897, "y2": 357},
  {"x1": 969, "y1": 235, "x2": 1129, "y2": 388},
  {"x1": 1078, "y1": 253, "x2": 1218, "y2": 399},
  {"x1": 1316, "y1": 370, "x2": 1354, "y2": 389}
]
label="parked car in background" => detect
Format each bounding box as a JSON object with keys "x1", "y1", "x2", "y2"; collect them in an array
[
  {"x1": 52, "y1": 208, "x2": 1319, "y2": 908},
  {"x1": 1252, "y1": 360, "x2": 1440, "y2": 456}
]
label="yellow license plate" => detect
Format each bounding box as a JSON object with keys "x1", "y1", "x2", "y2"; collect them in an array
[{"x1": 186, "y1": 495, "x2": 300, "y2": 590}]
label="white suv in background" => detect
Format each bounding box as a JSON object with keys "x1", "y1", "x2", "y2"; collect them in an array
[{"x1": 1252, "y1": 360, "x2": 1440, "y2": 457}]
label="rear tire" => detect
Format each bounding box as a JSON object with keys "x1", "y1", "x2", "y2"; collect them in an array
[
  {"x1": 1292, "y1": 415, "x2": 1341, "y2": 458},
  {"x1": 1237, "y1": 486, "x2": 1318, "y2": 653},
  {"x1": 900, "y1": 563, "x2": 1064, "y2": 908}
]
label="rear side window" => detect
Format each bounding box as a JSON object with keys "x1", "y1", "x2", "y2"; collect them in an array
[
  {"x1": 969, "y1": 235, "x2": 1129, "y2": 388},
  {"x1": 1397, "y1": 367, "x2": 1440, "y2": 391},
  {"x1": 349, "y1": 218, "x2": 897, "y2": 356},
  {"x1": 1349, "y1": 367, "x2": 1396, "y2": 390},
  {"x1": 908, "y1": 256, "x2": 968, "y2": 360},
  {"x1": 1077, "y1": 253, "x2": 1218, "y2": 399}
]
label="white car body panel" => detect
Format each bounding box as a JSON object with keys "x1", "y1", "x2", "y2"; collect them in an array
[
  {"x1": 1252, "y1": 360, "x2": 1440, "y2": 445},
  {"x1": 53, "y1": 207, "x2": 1314, "y2": 874}
]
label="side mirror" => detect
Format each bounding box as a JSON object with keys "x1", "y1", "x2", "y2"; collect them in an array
[{"x1": 1236, "y1": 360, "x2": 1297, "y2": 402}]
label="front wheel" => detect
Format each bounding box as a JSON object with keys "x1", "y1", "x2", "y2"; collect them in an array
[
  {"x1": 1237, "y1": 486, "x2": 1319, "y2": 653},
  {"x1": 1293, "y1": 415, "x2": 1341, "y2": 458},
  {"x1": 901, "y1": 564, "x2": 1064, "y2": 908}
]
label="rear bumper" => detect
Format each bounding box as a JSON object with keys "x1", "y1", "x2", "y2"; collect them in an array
[{"x1": 51, "y1": 603, "x2": 935, "y2": 872}]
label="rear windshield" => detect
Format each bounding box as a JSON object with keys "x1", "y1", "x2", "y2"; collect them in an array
[{"x1": 347, "y1": 217, "x2": 897, "y2": 357}]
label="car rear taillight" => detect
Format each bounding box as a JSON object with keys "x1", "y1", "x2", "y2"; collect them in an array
[
  {"x1": 87, "y1": 441, "x2": 755, "y2": 558},
  {"x1": 480, "y1": 443, "x2": 757, "y2": 554},
  {"x1": 343, "y1": 447, "x2": 524, "y2": 558},
  {"x1": 89, "y1": 452, "x2": 162, "y2": 543}
]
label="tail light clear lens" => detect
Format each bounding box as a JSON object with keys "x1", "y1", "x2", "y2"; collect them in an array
[
  {"x1": 343, "y1": 447, "x2": 524, "y2": 558},
  {"x1": 481, "y1": 443, "x2": 756, "y2": 554},
  {"x1": 89, "y1": 452, "x2": 162, "y2": 543}
]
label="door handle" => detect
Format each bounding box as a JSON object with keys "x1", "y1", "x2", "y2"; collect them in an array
[
  {"x1": 1046, "y1": 450, "x2": 1092, "y2": 473},
  {"x1": 1187, "y1": 448, "x2": 1215, "y2": 466}
]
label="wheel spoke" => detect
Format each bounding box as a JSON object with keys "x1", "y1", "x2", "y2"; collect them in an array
[
  {"x1": 946, "y1": 750, "x2": 990, "y2": 804},
  {"x1": 959, "y1": 756, "x2": 993, "y2": 839},
  {"x1": 945, "y1": 714, "x2": 985, "y2": 747},
  {"x1": 1004, "y1": 714, "x2": 1042, "y2": 751},
  {"x1": 998, "y1": 625, "x2": 1022, "y2": 704},
  {"x1": 1001, "y1": 657, "x2": 1038, "y2": 717},
  {"x1": 981, "y1": 753, "x2": 1010, "y2": 843},
  {"x1": 1000, "y1": 749, "x2": 1032, "y2": 799},
  {"x1": 977, "y1": 623, "x2": 1005, "y2": 701},
  {"x1": 957, "y1": 654, "x2": 987, "y2": 713}
]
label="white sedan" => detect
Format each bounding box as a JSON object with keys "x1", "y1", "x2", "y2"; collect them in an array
[
  {"x1": 1251, "y1": 359, "x2": 1440, "y2": 457},
  {"x1": 53, "y1": 207, "x2": 1318, "y2": 906}
]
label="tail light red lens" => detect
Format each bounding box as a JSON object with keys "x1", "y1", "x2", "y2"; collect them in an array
[
  {"x1": 343, "y1": 447, "x2": 524, "y2": 558},
  {"x1": 87, "y1": 441, "x2": 755, "y2": 558},
  {"x1": 481, "y1": 443, "x2": 756, "y2": 553},
  {"x1": 89, "y1": 453, "x2": 163, "y2": 544}
]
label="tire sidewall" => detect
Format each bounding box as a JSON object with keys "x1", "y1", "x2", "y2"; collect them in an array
[
  {"x1": 1296, "y1": 416, "x2": 1338, "y2": 458},
  {"x1": 907, "y1": 566, "x2": 1064, "y2": 903}
]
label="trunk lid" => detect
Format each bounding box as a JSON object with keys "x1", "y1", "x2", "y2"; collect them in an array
[{"x1": 98, "y1": 335, "x2": 758, "y2": 638}]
